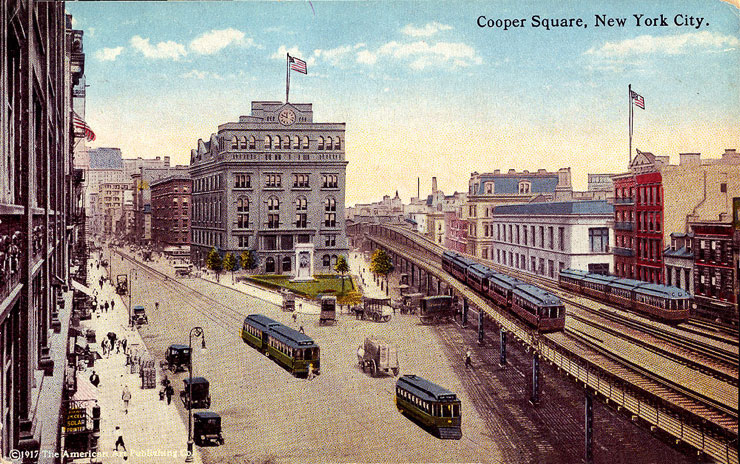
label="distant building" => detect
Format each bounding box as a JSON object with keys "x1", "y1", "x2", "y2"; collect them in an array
[
  {"x1": 483, "y1": 200, "x2": 614, "y2": 279},
  {"x1": 690, "y1": 221, "x2": 737, "y2": 324},
  {"x1": 444, "y1": 209, "x2": 468, "y2": 253},
  {"x1": 466, "y1": 168, "x2": 573, "y2": 258},
  {"x1": 346, "y1": 191, "x2": 405, "y2": 224},
  {"x1": 614, "y1": 149, "x2": 739, "y2": 285},
  {"x1": 132, "y1": 164, "x2": 189, "y2": 245},
  {"x1": 663, "y1": 232, "x2": 694, "y2": 294},
  {"x1": 189, "y1": 101, "x2": 349, "y2": 274},
  {"x1": 151, "y1": 175, "x2": 192, "y2": 249}
]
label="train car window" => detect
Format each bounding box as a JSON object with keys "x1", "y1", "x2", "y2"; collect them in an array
[{"x1": 453, "y1": 404, "x2": 460, "y2": 417}]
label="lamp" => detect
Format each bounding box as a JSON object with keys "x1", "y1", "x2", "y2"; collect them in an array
[{"x1": 186, "y1": 327, "x2": 206, "y2": 462}]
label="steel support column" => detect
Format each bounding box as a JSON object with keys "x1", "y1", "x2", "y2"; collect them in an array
[
  {"x1": 477, "y1": 310, "x2": 484, "y2": 345},
  {"x1": 530, "y1": 354, "x2": 540, "y2": 405},
  {"x1": 499, "y1": 329, "x2": 507, "y2": 366},
  {"x1": 462, "y1": 298, "x2": 468, "y2": 326},
  {"x1": 585, "y1": 389, "x2": 594, "y2": 464}
]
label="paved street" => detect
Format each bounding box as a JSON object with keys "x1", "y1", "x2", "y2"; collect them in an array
[{"x1": 99, "y1": 245, "x2": 697, "y2": 464}]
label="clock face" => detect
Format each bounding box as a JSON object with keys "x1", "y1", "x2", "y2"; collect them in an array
[{"x1": 278, "y1": 109, "x2": 296, "y2": 126}]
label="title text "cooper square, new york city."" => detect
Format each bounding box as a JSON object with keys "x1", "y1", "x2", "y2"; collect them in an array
[{"x1": 476, "y1": 14, "x2": 706, "y2": 31}]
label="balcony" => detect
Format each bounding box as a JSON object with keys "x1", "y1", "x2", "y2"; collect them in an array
[
  {"x1": 613, "y1": 246, "x2": 635, "y2": 257},
  {"x1": 614, "y1": 222, "x2": 634, "y2": 231},
  {"x1": 615, "y1": 197, "x2": 635, "y2": 205}
]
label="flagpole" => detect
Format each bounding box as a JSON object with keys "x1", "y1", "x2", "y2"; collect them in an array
[
  {"x1": 286, "y1": 54, "x2": 290, "y2": 103},
  {"x1": 628, "y1": 84, "x2": 633, "y2": 166}
]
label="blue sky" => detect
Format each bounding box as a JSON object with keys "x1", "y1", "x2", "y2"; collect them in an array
[{"x1": 66, "y1": 1, "x2": 740, "y2": 205}]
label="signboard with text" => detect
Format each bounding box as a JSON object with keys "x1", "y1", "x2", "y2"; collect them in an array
[{"x1": 65, "y1": 407, "x2": 87, "y2": 433}]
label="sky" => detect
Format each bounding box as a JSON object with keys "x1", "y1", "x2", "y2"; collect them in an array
[{"x1": 65, "y1": 1, "x2": 740, "y2": 206}]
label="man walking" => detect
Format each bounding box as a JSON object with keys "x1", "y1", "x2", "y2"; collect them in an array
[
  {"x1": 122, "y1": 385, "x2": 131, "y2": 414},
  {"x1": 89, "y1": 371, "x2": 100, "y2": 388},
  {"x1": 114, "y1": 426, "x2": 128, "y2": 460},
  {"x1": 165, "y1": 383, "x2": 174, "y2": 405},
  {"x1": 110, "y1": 300, "x2": 115, "y2": 311},
  {"x1": 465, "y1": 349, "x2": 472, "y2": 368}
]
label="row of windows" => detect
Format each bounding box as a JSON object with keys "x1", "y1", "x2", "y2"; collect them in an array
[
  {"x1": 396, "y1": 388, "x2": 460, "y2": 418},
  {"x1": 469, "y1": 180, "x2": 532, "y2": 198},
  {"x1": 490, "y1": 249, "x2": 564, "y2": 279},
  {"x1": 207, "y1": 173, "x2": 341, "y2": 191},
  {"x1": 229, "y1": 135, "x2": 343, "y2": 151},
  {"x1": 636, "y1": 238, "x2": 662, "y2": 262},
  {"x1": 194, "y1": 175, "x2": 222, "y2": 193},
  {"x1": 484, "y1": 224, "x2": 568, "y2": 252}
]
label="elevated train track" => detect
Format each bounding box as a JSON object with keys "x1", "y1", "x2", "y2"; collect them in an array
[{"x1": 363, "y1": 223, "x2": 738, "y2": 464}]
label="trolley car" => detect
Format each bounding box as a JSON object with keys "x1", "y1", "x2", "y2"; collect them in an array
[
  {"x1": 559, "y1": 269, "x2": 691, "y2": 322},
  {"x1": 395, "y1": 374, "x2": 461, "y2": 439},
  {"x1": 241, "y1": 314, "x2": 320, "y2": 377},
  {"x1": 241, "y1": 314, "x2": 280, "y2": 350}
]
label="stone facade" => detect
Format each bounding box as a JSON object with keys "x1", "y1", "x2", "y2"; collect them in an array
[{"x1": 189, "y1": 101, "x2": 348, "y2": 275}]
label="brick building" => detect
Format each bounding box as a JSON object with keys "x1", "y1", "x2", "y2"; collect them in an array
[{"x1": 151, "y1": 175, "x2": 192, "y2": 248}]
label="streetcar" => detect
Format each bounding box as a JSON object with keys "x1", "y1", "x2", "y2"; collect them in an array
[
  {"x1": 558, "y1": 269, "x2": 691, "y2": 322},
  {"x1": 266, "y1": 324, "x2": 320, "y2": 377},
  {"x1": 241, "y1": 314, "x2": 280, "y2": 350},
  {"x1": 395, "y1": 374, "x2": 461, "y2": 439}
]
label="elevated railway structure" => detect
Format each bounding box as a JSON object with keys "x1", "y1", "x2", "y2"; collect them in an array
[{"x1": 358, "y1": 223, "x2": 738, "y2": 464}]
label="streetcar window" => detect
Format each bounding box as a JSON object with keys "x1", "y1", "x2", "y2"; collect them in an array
[
  {"x1": 442, "y1": 404, "x2": 452, "y2": 417},
  {"x1": 453, "y1": 404, "x2": 460, "y2": 417}
]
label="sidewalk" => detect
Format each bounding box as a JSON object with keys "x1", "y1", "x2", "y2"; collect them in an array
[{"x1": 76, "y1": 255, "x2": 202, "y2": 464}]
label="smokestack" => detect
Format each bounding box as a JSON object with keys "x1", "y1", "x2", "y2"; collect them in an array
[
  {"x1": 417, "y1": 177, "x2": 420, "y2": 199},
  {"x1": 432, "y1": 177, "x2": 438, "y2": 194}
]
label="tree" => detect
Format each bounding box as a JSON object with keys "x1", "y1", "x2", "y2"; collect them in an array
[
  {"x1": 206, "y1": 248, "x2": 223, "y2": 282},
  {"x1": 240, "y1": 250, "x2": 257, "y2": 273},
  {"x1": 370, "y1": 249, "x2": 394, "y2": 295},
  {"x1": 334, "y1": 255, "x2": 350, "y2": 294},
  {"x1": 338, "y1": 290, "x2": 363, "y2": 313},
  {"x1": 223, "y1": 252, "x2": 237, "y2": 283}
]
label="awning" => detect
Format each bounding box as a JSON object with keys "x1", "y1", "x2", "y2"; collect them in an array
[
  {"x1": 71, "y1": 280, "x2": 94, "y2": 296},
  {"x1": 72, "y1": 375, "x2": 98, "y2": 402}
]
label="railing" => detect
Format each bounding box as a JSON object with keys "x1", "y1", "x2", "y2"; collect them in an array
[
  {"x1": 614, "y1": 222, "x2": 634, "y2": 231},
  {"x1": 612, "y1": 246, "x2": 635, "y2": 257}
]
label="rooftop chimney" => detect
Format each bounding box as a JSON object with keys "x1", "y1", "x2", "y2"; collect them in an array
[
  {"x1": 508, "y1": 169, "x2": 516, "y2": 174},
  {"x1": 494, "y1": 169, "x2": 500, "y2": 175},
  {"x1": 431, "y1": 177, "x2": 437, "y2": 194},
  {"x1": 679, "y1": 153, "x2": 701, "y2": 166}
]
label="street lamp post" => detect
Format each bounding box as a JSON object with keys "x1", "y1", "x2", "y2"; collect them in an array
[
  {"x1": 186, "y1": 326, "x2": 206, "y2": 462},
  {"x1": 127, "y1": 268, "x2": 137, "y2": 326}
]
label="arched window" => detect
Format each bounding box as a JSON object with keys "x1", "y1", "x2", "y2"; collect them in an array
[
  {"x1": 324, "y1": 197, "x2": 336, "y2": 227},
  {"x1": 518, "y1": 181, "x2": 531, "y2": 194},
  {"x1": 249, "y1": 135, "x2": 256, "y2": 149},
  {"x1": 268, "y1": 196, "x2": 280, "y2": 211},
  {"x1": 239, "y1": 136, "x2": 247, "y2": 149},
  {"x1": 264, "y1": 135, "x2": 271, "y2": 149},
  {"x1": 265, "y1": 257, "x2": 275, "y2": 273},
  {"x1": 293, "y1": 135, "x2": 300, "y2": 149},
  {"x1": 302, "y1": 136, "x2": 309, "y2": 149},
  {"x1": 318, "y1": 136, "x2": 324, "y2": 150},
  {"x1": 237, "y1": 197, "x2": 249, "y2": 212},
  {"x1": 322, "y1": 254, "x2": 330, "y2": 266},
  {"x1": 282, "y1": 256, "x2": 291, "y2": 272},
  {"x1": 334, "y1": 136, "x2": 341, "y2": 150},
  {"x1": 283, "y1": 136, "x2": 290, "y2": 149},
  {"x1": 273, "y1": 135, "x2": 281, "y2": 149},
  {"x1": 295, "y1": 196, "x2": 307, "y2": 210},
  {"x1": 326, "y1": 136, "x2": 333, "y2": 150},
  {"x1": 331, "y1": 255, "x2": 338, "y2": 266},
  {"x1": 231, "y1": 136, "x2": 238, "y2": 149}
]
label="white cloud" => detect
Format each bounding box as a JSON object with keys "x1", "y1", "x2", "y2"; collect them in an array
[
  {"x1": 95, "y1": 47, "x2": 124, "y2": 62},
  {"x1": 401, "y1": 22, "x2": 452, "y2": 37},
  {"x1": 190, "y1": 28, "x2": 256, "y2": 55},
  {"x1": 181, "y1": 70, "x2": 223, "y2": 80},
  {"x1": 585, "y1": 31, "x2": 740, "y2": 58},
  {"x1": 369, "y1": 40, "x2": 482, "y2": 69},
  {"x1": 130, "y1": 35, "x2": 187, "y2": 60},
  {"x1": 314, "y1": 45, "x2": 354, "y2": 65},
  {"x1": 356, "y1": 49, "x2": 378, "y2": 65},
  {"x1": 270, "y1": 45, "x2": 316, "y2": 66}
]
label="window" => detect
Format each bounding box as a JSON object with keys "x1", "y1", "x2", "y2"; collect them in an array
[
  {"x1": 548, "y1": 259, "x2": 555, "y2": 278},
  {"x1": 293, "y1": 174, "x2": 309, "y2": 188},
  {"x1": 281, "y1": 235, "x2": 293, "y2": 250},
  {"x1": 238, "y1": 236, "x2": 249, "y2": 248},
  {"x1": 318, "y1": 136, "x2": 324, "y2": 150},
  {"x1": 589, "y1": 228, "x2": 609, "y2": 253},
  {"x1": 325, "y1": 235, "x2": 336, "y2": 247},
  {"x1": 518, "y1": 181, "x2": 531, "y2": 194},
  {"x1": 539, "y1": 226, "x2": 544, "y2": 248},
  {"x1": 322, "y1": 174, "x2": 338, "y2": 188},
  {"x1": 249, "y1": 136, "x2": 256, "y2": 149},
  {"x1": 302, "y1": 136, "x2": 309, "y2": 149},
  {"x1": 265, "y1": 174, "x2": 282, "y2": 188},
  {"x1": 559, "y1": 227, "x2": 565, "y2": 251},
  {"x1": 548, "y1": 226, "x2": 554, "y2": 249},
  {"x1": 322, "y1": 254, "x2": 330, "y2": 266},
  {"x1": 273, "y1": 135, "x2": 281, "y2": 149},
  {"x1": 264, "y1": 135, "x2": 271, "y2": 149},
  {"x1": 324, "y1": 197, "x2": 337, "y2": 227},
  {"x1": 334, "y1": 136, "x2": 341, "y2": 150},
  {"x1": 235, "y1": 174, "x2": 251, "y2": 188},
  {"x1": 268, "y1": 214, "x2": 280, "y2": 229},
  {"x1": 485, "y1": 182, "x2": 494, "y2": 194},
  {"x1": 282, "y1": 256, "x2": 292, "y2": 272},
  {"x1": 231, "y1": 136, "x2": 238, "y2": 149},
  {"x1": 236, "y1": 197, "x2": 249, "y2": 229},
  {"x1": 326, "y1": 136, "x2": 333, "y2": 150}
]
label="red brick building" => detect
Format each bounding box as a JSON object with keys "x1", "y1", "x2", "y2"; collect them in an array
[
  {"x1": 150, "y1": 175, "x2": 192, "y2": 247},
  {"x1": 691, "y1": 222, "x2": 738, "y2": 324},
  {"x1": 444, "y1": 210, "x2": 467, "y2": 254}
]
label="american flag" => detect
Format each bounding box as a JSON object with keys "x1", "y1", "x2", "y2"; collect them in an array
[
  {"x1": 630, "y1": 90, "x2": 645, "y2": 110},
  {"x1": 288, "y1": 54, "x2": 307, "y2": 74},
  {"x1": 72, "y1": 112, "x2": 96, "y2": 141}
]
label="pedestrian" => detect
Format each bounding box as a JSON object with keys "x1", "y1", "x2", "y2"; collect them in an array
[
  {"x1": 101, "y1": 339, "x2": 107, "y2": 357},
  {"x1": 465, "y1": 349, "x2": 472, "y2": 368},
  {"x1": 307, "y1": 363, "x2": 315, "y2": 380},
  {"x1": 165, "y1": 383, "x2": 174, "y2": 405},
  {"x1": 298, "y1": 303, "x2": 302, "y2": 313},
  {"x1": 299, "y1": 325, "x2": 305, "y2": 334},
  {"x1": 121, "y1": 337, "x2": 127, "y2": 353},
  {"x1": 121, "y1": 385, "x2": 131, "y2": 414},
  {"x1": 116, "y1": 340, "x2": 121, "y2": 354},
  {"x1": 104, "y1": 301, "x2": 109, "y2": 312},
  {"x1": 89, "y1": 371, "x2": 100, "y2": 388},
  {"x1": 155, "y1": 301, "x2": 159, "y2": 311},
  {"x1": 110, "y1": 300, "x2": 115, "y2": 311},
  {"x1": 114, "y1": 426, "x2": 128, "y2": 459},
  {"x1": 292, "y1": 313, "x2": 297, "y2": 324}
]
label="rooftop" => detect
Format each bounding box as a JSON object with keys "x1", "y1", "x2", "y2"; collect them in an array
[{"x1": 492, "y1": 200, "x2": 613, "y2": 216}]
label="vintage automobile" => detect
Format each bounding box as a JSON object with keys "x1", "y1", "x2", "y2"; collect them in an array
[
  {"x1": 193, "y1": 411, "x2": 224, "y2": 446},
  {"x1": 181, "y1": 376, "x2": 211, "y2": 409},
  {"x1": 319, "y1": 295, "x2": 337, "y2": 325},
  {"x1": 281, "y1": 290, "x2": 295, "y2": 312},
  {"x1": 115, "y1": 275, "x2": 128, "y2": 296},
  {"x1": 163, "y1": 344, "x2": 190, "y2": 373},
  {"x1": 357, "y1": 336, "x2": 399, "y2": 377},
  {"x1": 130, "y1": 305, "x2": 148, "y2": 326}
]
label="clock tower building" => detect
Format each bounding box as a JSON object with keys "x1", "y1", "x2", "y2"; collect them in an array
[{"x1": 189, "y1": 101, "x2": 349, "y2": 275}]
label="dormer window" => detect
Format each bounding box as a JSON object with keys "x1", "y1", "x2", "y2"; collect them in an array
[
  {"x1": 484, "y1": 182, "x2": 494, "y2": 194},
  {"x1": 518, "y1": 181, "x2": 531, "y2": 194}
]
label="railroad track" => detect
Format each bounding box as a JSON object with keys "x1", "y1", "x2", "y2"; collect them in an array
[{"x1": 379, "y1": 225, "x2": 739, "y2": 381}]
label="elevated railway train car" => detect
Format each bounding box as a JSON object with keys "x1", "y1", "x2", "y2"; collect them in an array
[
  {"x1": 441, "y1": 251, "x2": 565, "y2": 332},
  {"x1": 241, "y1": 314, "x2": 320, "y2": 377},
  {"x1": 559, "y1": 269, "x2": 691, "y2": 323},
  {"x1": 395, "y1": 374, "x2": 462, "y2": 439}
]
